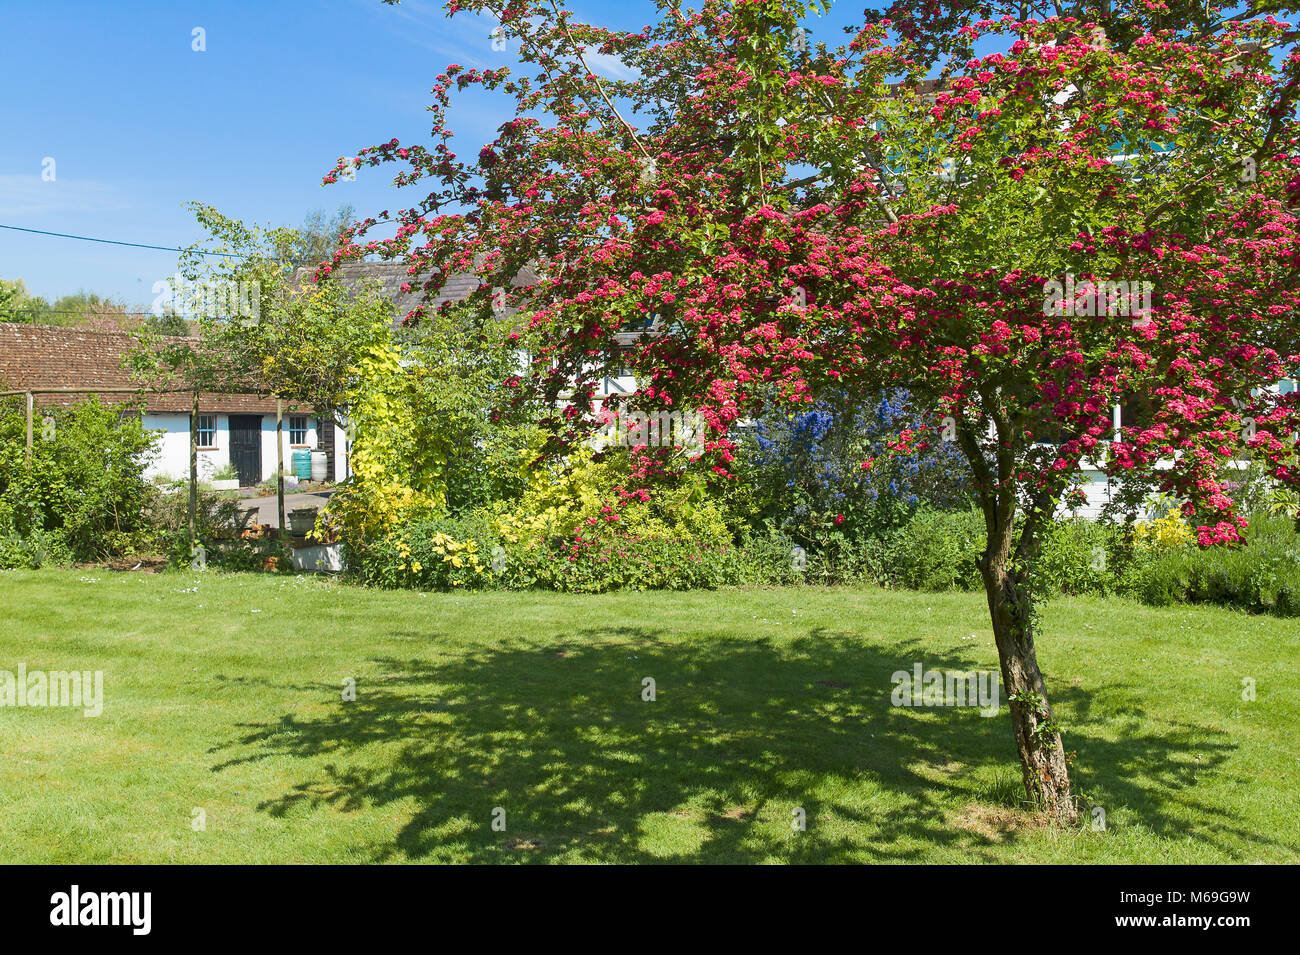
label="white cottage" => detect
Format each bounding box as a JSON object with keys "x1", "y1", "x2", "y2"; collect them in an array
[{"x1": 0, "y1": 323, "x2": 350, "y2": 486}]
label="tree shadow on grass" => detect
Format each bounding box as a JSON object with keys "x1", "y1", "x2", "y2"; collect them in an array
[{"x1": 209, "y1": 626, "x2": 1260, "y2": 863}]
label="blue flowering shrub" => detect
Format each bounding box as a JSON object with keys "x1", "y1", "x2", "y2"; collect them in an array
[{"x1": 732, "y1": 390, "x2": 974, "y2": 580}]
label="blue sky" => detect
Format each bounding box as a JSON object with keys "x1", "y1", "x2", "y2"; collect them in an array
[
  {"x1": 0, "y1": 2, "x2": 1266, "y2": 308},
  {"x1": 0, "y1": 0, "x2": 684, "y2": 308},
  {"x1": 2, "y1": 0, "x2": 1041, "y2": 309}
]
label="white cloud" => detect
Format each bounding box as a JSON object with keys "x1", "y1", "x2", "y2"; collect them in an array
[
  {"x1": 362, "y1": 1, "x2": 639, "y2": 79},
  {"x1": 0, "y1": 174, "x2": 129, "y2": 218},
  {"x1": 582, "y1": 49, "x2": 639, "y2": 81},
  {"x1": 360, "y1": 0, "x2": 501, "y2": 65}
]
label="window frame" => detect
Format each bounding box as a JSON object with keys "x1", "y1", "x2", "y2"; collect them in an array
[
  {"x1": 288, "y1": 415, "x2": 309, "y2": 447},
  {"x1": 196, "y1": 414, "x2": 218, "y2": 450}
]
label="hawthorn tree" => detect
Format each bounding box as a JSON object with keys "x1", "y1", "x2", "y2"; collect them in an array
[{"x1": 327, "y1": 0, "x2": 1300, "y2": 821}]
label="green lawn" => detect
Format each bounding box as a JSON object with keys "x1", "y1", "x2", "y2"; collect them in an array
[{"x1": 0, "y1": 568, "x2": 1296, "y2": 864}]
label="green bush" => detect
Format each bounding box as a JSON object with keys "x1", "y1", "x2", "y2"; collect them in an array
[
  {"x1": 348, "y1": 513, "x2": 500, "y2": 591},
  {"x1": 1125, "y1": 513, "x2": 1300, "y2": 615},
  {"x1": 721, "y1": 516, "x2": 984, "y2": 590},
  {"x1": 1036, "y1": 518, "x2": 1127, "y2": 596},
  {"x1": 0, "y1": 516, "x2": 72, "y2": 569},
  {"x1": 804, "y1": 509, "x2": 1129, "y2": 596},
  {"x1": 349, "y1": 511, "x2": 792, "y2": 593},
  {"x1": 733, "y1": 526, "x2": 827, "y2": 586},
  {"x1": 0, "y1": 396, "x2": 159, "y2": 561},
  {"x1": 877, "y1": 507, "x2": 985, "y2": 591},
  {"x1": 502, "y1": 531, "x2": 746, "y2": 593}
]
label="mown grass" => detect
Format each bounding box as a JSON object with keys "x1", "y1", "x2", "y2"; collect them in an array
[{"x1": 0, "y1": 568, "x2": 1296, "y2": 863}]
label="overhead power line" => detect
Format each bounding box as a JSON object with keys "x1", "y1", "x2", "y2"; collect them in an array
[
  {"x1": 6, "y1": 307, "x2": 162, "y2": 316},
  {"x1": 0, "y1": 223, "x2": 241, "y2": 258}
]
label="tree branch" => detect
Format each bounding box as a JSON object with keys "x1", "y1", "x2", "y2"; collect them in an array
[{"x1": 547, "y1": 0, "x2": 654, "y2": 163}]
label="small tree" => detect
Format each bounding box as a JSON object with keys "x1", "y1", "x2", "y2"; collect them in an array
[
  {"x1": 334, "y1": 0, "x2": 1300, "y2": 820},
  {"x1": 0, "y1": 278, "x2": 27, "y2": 323},
  {"x1": 132, "y1": 203, "x2": 391, "y2": 424}
]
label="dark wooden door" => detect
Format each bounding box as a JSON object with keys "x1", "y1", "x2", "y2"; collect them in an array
[{"x1": 227, "y1": 415, "x2": 263, "y2": 487}]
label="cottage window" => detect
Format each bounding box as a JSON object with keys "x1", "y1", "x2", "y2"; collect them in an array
[
  {"x1": 196, "y1": 415, "x2": 217, "y2": 449},
  {"x1": 289, "y1": 416, "x2": 309, "y2": 446}
]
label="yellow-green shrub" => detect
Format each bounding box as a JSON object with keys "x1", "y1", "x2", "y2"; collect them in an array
[{"x1": 1132, "y1": 508, "x2": 1195, "y2": 553}]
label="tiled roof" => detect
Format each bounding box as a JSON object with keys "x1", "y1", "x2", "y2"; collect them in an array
[
  {"x1": 0, "y1": 323, "x2": 306, "y2": 415},
  {"x1": 298, "y1": 259, "x2": 540, "y2": 328}
]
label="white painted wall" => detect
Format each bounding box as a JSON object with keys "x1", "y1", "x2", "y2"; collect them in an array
[
  {"x1": 263, "y1": 415, "x2": 318, "y2": 482},
  {"x1": 1059, "y1": 468, "x2": 1115, "y2": 521},
  {"x1": 140, "y1": 412, "x2": 327, "y2": 485},
  {"x1": 332, "y1": 421, "x2": 352, "y2": 482},
  {"x1": 594, "y1": 374, "x2": 638, "y2": 407},
  {"x1": 1059, "y1": 459, "x2": 1254, "y2": 522},
  {"x1": 142, "y1": 413, "x2": 217, "y2": 481}
]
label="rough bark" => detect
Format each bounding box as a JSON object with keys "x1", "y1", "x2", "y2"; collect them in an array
[
  {"x1": 959, "y1": 405, "x2": 1078, "y2": 824},
  {"x1": 979, "y1": 531, "x2": 1078, "y2": 824}
]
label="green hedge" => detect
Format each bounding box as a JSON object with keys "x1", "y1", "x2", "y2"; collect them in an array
[
  {"x1": 348, "y1": 513, "x2": 770, "y2": 593},
  {"x1": 1124, "y1": 513, "x2": 1300, "y2": 615},
  {"x1": 0, "y1": 396, "x2": 159, "y2": 566},
  {"x1": 337, "y1": 498, "x2": 1300, "y2": 617}
]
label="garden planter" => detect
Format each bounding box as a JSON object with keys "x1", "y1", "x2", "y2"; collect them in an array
[
  {"x1": 209, "y1": 479, "x2": 240, "y2": 491},
  {"x1": 290, "y1": 542, "x2": 346, "y2": 573},
  {"x1": 288, "y1": 507, "x2": 318, "y2": 536}
]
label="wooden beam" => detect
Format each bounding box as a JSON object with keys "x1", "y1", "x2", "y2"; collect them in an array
[
  {"x1": 276, "y1": 398, "x2": 286, "y2": 536},
  {"x1": 25, "y1": 391, "x2": 33, "y2": 459},
  {"x1": 0, "y1": 387, "x2": 193, "y2": 396}
]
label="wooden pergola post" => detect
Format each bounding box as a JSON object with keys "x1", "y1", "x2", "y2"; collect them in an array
[
  {"x1": 24, "y1": 391, "x2": 33, "y2": 460},
  {"x1": 189, "y1": 390, "x2": 199, "y2": 541},
  {"x1": 276, "y1": 398, "x2": 286, "y2": 536}
]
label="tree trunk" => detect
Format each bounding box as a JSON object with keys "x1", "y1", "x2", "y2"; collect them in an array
[
  {"x1": 980, "y1": 553, "x2": 1078, "y2": 823},
  {"x1": 24, "y1": 391, "x2": 33, "y2": 461}
]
